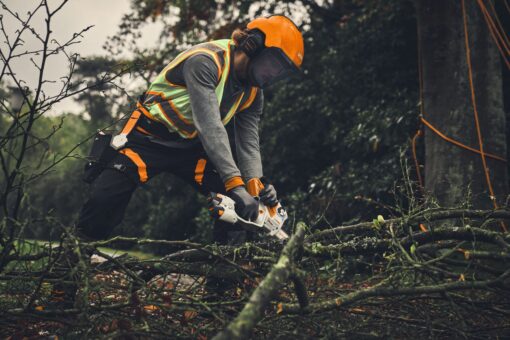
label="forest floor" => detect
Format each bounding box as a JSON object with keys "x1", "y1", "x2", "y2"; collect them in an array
[{"x1": 2, "y1": 211, "x2": 510, "y2": 339}]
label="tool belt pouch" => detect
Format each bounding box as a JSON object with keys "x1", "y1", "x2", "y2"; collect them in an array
[{"x1": 83, "y1": 132, "x2": 118, "y2": 183}]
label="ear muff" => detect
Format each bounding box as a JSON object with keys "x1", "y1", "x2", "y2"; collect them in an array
[{"x1": 239, "y1": 29, "x2": 265, "y2": 58}]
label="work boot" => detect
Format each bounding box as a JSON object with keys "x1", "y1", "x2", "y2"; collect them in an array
[{"x1": 48, "y1": 233, "x2": 94, "y2": 310}]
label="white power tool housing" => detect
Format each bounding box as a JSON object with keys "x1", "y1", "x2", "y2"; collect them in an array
[{"x1": 209, "y1": 193, "x2": 289, "y2": 240}]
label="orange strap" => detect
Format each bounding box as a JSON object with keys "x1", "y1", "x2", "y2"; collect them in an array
[
  {"x1": 135, "y1": 126, "x2": 153, "y2": 136},
  {"x1": 225, "y1": 176, "x2": 245, "y2": 192},
  {"x1": 120, "y1": 109, "x2": 142, "y2": 135},
  {"x1": 136, "y1": 101, "x2": 156, "y2": 121},
  {"x1": 119, "y1": 148, "x2": 148, "y2": 183},
  {"x1": 194, "y1": 159, "x2": 207, "y2": 185},
  {"x1": 246, "y1": 178, "x2": 264, "y2": 196}
]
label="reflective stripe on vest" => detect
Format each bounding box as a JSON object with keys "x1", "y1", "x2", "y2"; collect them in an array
[
  {"x1": 143, "y1": 39, "x2": 252, "y2": 139},
  {"x1": 238, "y1": 87, "x2": 258, "y2": 112}
]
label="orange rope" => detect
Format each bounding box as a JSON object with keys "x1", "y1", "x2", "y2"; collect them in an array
[
  {"x1": 484, "y1": 0, "x2": 510, "y2": 48},
  {"x1": 505, "y1": 0, "x2": 510, "y2": 15},
  {"x1": 420, "y1": 117, "x2": 507, "y2": 163},
  {"x1": 476, "y1": 0, "x2": 510, "y2": 68},
  {"x1": 462, "y1": 0, "x2": 507, "y2": 232},
  {"x1": 411, "y1": 129, "x2": 424, "y2": 190},
  {"x1": 478, "y1": 0, "x2": 510, "y2": 53}
]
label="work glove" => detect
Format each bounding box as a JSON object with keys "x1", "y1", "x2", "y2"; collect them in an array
[
  {"x1": 259, "y1": 183, "x2": 278, "y2": 207},
  {"x1": 229, "y1": 186, "x2": 260, "y2": 221}
]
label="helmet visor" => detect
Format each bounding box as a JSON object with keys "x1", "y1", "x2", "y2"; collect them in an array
[{"x1": 248, "y1": 48, "x2": 299, "y2": 88}]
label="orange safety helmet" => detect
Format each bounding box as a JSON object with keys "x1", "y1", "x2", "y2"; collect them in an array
[
  {"x1": 247, "y1": 15, "x2": 304, "y2": 69},
  {"x1": 240, "y1": 15, "x2": 304, "y2": 88}
]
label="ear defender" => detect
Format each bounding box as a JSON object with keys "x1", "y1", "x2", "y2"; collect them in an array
[{"x1": 239, "y1": 29, "x2": 265, "y2": 58}]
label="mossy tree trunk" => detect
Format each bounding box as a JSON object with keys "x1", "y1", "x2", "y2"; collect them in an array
[{"x1": 416, "y1": 0, "x2": 508, "y2": 208}]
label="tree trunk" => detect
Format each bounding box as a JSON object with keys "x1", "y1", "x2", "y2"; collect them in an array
[{"x1": 416, "y1": 0, "x2": 508, "y2": 208}]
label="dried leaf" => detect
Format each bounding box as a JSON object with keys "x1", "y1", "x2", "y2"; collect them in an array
[
  {"x1": 350, "y1": 307, "x2": 365, "y2": 312},
  {"x1": 277, "y1": 303, "x2": 283, "y2": 314},
  {"x1": 184, "y1": 310, "x2": 198, "y2": 320}
]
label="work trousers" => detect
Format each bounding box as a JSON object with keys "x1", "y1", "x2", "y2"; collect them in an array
[{"x1": 77, "y1": 130, "x2": 242, "y2": 243}]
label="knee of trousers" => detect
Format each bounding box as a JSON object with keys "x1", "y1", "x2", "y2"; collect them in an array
[{"x1": 77, "y1": 188, "x2": 130, "y2": 240}]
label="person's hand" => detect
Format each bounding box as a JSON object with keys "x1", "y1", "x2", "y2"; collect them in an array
[
  {"x1": 229, "y1": 186, "x2": 260, "y2": 221},
  {"x1": 259, "y1": 183, "x2": 278, "y2": 207}
]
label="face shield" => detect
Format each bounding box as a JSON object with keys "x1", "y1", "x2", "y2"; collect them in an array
[{"x1": 247, "y1": 47, "x2": 299, "y2": 89}]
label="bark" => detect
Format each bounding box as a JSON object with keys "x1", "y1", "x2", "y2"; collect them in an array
[
  {"x1": 415, "y1": 0, "x2": 508, "y2": 208},
  {"x1": 213, "y1": 222, "x2": 307, "y2": 340},
  {"x1": 307, "y1": 225, "x2": 510, "y2": 258},
  {"x1": 306, "y1": 208, "x2": 510, "y2": 242}
]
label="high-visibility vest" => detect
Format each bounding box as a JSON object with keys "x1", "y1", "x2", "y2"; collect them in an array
[{"x1": 142, "y1": 39, "x2": 258, "y2": 139}]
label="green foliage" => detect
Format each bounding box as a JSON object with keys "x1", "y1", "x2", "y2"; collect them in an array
[
  {"x1": 260, "y1": 0, "x2": 419, "y2": 225},
  {"x1": 20, "y1": 114, "x2": 91, "y2": 238}
]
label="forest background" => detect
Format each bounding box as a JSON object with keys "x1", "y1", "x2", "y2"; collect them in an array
[
  {"x1": 2, "y1": 0, "x2": 440, "y2": 250},
  {"x1": 1, "y1": 0, "x2": 510, "y2": 337}
]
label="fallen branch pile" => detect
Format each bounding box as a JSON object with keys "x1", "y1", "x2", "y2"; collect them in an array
[{"x1": 1, "y1": 208, "x2": 509, "y2": 338}]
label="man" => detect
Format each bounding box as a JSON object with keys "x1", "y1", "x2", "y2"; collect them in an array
[{"x1": 78, "y1": 15, "x2": 305, "y2": 243}]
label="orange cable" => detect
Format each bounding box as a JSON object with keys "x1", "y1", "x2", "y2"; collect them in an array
[
  {"x1": 505, "y1": 0, "x2": 510, "y2": 15},
  {"x1": 476, "y1": 0, "x2": 510, "y2": 68},
  {"x1": 462, "y1": 0, "x2": 507, "y2": 232},
  {"x1": 478, "y1": 0, "x2": 510, "y2": 61},
  {"x1": 478, "y1": 0, "x2": 510, "y2": 52},
  {"x1": 484, "y1": 0, "x2": 510, "y2": 48},
  {"x1": 478, "y1": 0, "x2": 510, "y2": 54},
  {"x1": 411, "y1": 129, "x2": 424, "y2": 189},
  {"x1": 420, "y1": 117, "x2": 507, "y2": 163}
]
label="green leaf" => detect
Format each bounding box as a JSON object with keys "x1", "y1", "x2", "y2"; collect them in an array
[
  {"x1": 410, "y1": 244, "x2": 416, "y2": 255},
  {"x1": 372, "y1": 219, "x2": 381, "y2": 230}
]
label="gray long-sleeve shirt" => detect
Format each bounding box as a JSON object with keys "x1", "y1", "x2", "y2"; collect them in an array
[{"x1": 180, "y1": 53, "x2": 264, "y2": 183}]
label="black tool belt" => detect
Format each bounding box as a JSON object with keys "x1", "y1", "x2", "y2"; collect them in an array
[
  {"x1": 82, "y1": 95, "x2": 194, "y2": 183},
  {"x1": 82, "y1": 132, "x2": 118, "y2": 183}
]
